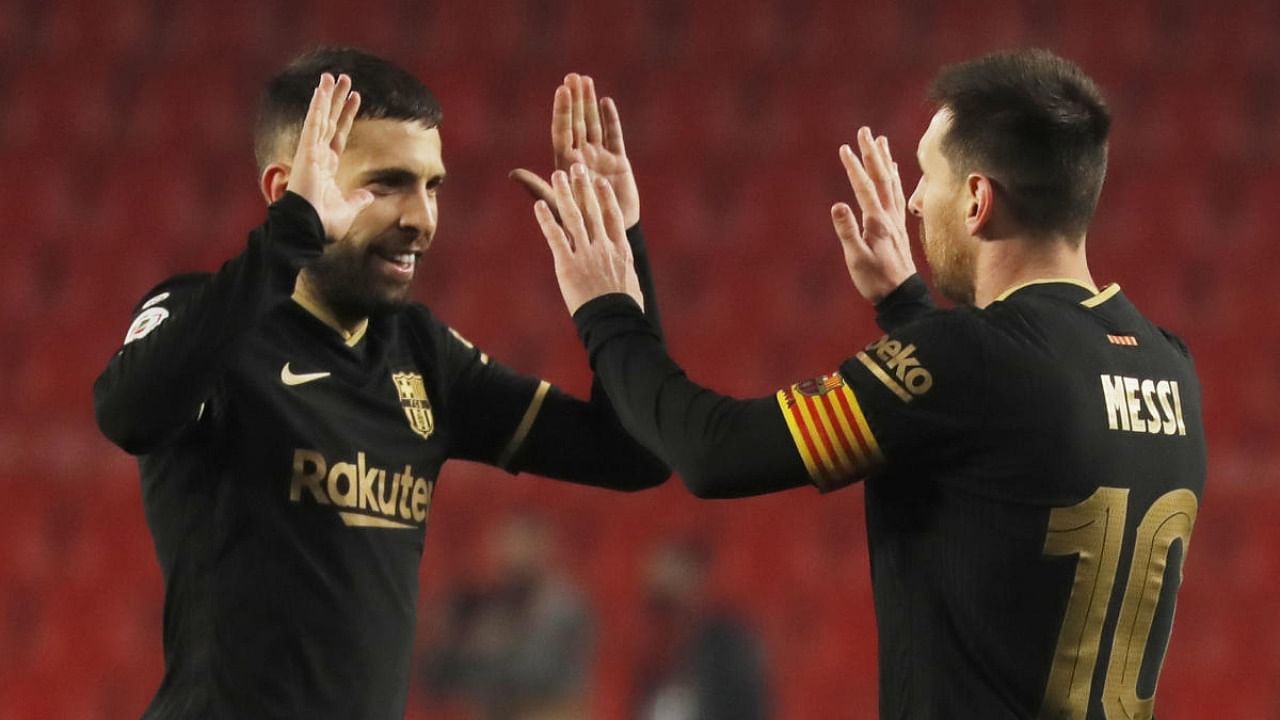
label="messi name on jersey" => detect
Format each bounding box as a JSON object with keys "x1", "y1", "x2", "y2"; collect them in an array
[
  {"x1": 1099, "y1": 374, "x2": 1187, "y2": 436},
  {"x1": 290, "y1": 449, "x2": 435, "y2": 529}
]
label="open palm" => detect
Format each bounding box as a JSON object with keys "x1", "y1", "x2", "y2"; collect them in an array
[
  {"x1": 286, "y1": 73, "x2": 374, "y2": 241},
  {"x1": 512, "y1": 74, "x2": 640, "y2": 228}
]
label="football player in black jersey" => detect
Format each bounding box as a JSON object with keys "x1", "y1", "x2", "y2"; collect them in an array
[
  {"x1": 93, "y1": 48, "x2": 668, "y2": 720},
  {"x1": 537, "y1": 49, "x2": 1206, "y2": 719}
]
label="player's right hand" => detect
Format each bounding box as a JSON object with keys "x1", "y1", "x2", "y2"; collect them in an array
[
  {"x1": 286, "y1": 73, "x2": 374, "y2": 242},
  {"x1": 534, "y1": 164, "x2": 644, "y2": 316},
  {"x1": 831, "y1": 127, "x2": 917, "y2": 304}
]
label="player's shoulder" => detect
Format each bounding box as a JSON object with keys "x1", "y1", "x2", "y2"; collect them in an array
[
  {"x1": 840, "y1": 305, "x2": 986, "y2": 402},
  {"x1": 129, "y1": 272, "x2": 213, "y2": 313},
  {"x1": 876, "y1": 304, "x2": 989, "y2": 352},
  {"x1": 390, "y1": 302, "x2": 476, "y2": 352},
  {"x1": 395, "y1": 300, "x2": 443, "y2": 330},
  {"x1": 1153, "y1": 325, "x2": 1193, "y2": 360}
]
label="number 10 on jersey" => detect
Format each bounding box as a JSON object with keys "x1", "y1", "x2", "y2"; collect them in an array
[{"x1": 1040, "y1": 486, "x2": 1198, "y2": 719}]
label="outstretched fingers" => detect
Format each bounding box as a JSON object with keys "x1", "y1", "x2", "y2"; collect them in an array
[
  {"x1": 326, "y1": 74, "x2": 352, "y2": 143},
  {"x1": 567, "y1": 73, "x2": 588, "y2": 150},
  {"x1": 869, "y1": 135, "x2": 907, "y2": 232},
  {"x1": 601, "y1": 97, "x2": 626, "y2": 155},
  {"x1": 856, "y1": 128, "x2": 894, "y2": 212},
  {"x1": 551, "y1": 170, "x2": 588, "y2": 251},
  {"x1": 596, "y1": 177, "x2": 628, "y2": 247},
  {"x1": 571, "y1": 164, "x2": 607, "y2": 244},
  {"x1": 298, "y1": 74, "x2": 332, "y2": 155},
  {"x1": 840, "y1": 142, "x2": 882, "y2": 219},
  {"x1": 333, "y1": 89, "x2": 361, "y2": 155},
  {"x1": 888, "y1": 157, "x2": 905, "y2": 219},
  {"x1": 552, "y1": 84, "x2": 573, "y2": 157},
  {"x1": 867, "y1": 132, "x2": 903, "y2": 218},
  {"x1": 831, "y1": 201, "x2": 867, "y2": 254},
  {"x1": 583, "y1": 76, "x2": 603, "y2": 145},
  {"x1": 535, "y1": 200, "x2": 572, "y2": 260}
]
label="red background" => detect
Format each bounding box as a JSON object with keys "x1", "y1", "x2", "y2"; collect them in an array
[{"x1": 2, "y1": 0, "x2": 1278, "y2": 717}]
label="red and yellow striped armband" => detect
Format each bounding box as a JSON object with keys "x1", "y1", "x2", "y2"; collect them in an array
[{"x1": 775, "y1": 373, "x2": 884, "y2": 492}]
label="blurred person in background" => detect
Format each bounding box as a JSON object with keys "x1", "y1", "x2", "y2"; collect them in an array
[
  {"x1": 421, "y1": 513, "x2": 593, "y2": 720},
  {"x1": 534, "y1": 49, "x2": 1206, "y2": 719},
  {"x1": 631, "y1": 539, "x2": 770, "y2": 720},
  {"x1": 92, "y1": 47, "x2": 666, "y2": 720}
]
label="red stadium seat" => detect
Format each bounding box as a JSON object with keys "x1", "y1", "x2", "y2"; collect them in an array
[
  {"x1": 30, "y1": 0, "x2": 154, "y2": 62},
  {"x1": 120, "y1": 60, "x2": 252, "y2": 159},
  {"x1": 1, "y1": 55, "x2": 119, "y2": 154},
  {"x1": 791, "y1": 0, "x2": 911, "y2": 69},
  {"x1": 151, "y1": 0, "x2": 280, "y2": 62}
]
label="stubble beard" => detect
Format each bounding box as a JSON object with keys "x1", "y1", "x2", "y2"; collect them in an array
[
  {"x1": 306, "y1": 242, "x2": 413, "y2": 324},
  {"x1": 920, "y1": 218, "x2": 976, "y2": 306}
]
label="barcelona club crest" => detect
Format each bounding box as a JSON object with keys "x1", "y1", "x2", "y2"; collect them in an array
[
  {"x1": 794, "y1": 374, "x2": 845, "y2": 397},
  {"x1": 391, "y1": 372, "x2": 435, "y2": 439}
]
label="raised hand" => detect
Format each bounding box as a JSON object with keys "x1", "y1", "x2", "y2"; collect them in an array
[
  {"x1": 831, "y1": 127, "x2": 916, "y2": 303},
  {"x1": 534, "y1": 163, "x2": 643, "y2": 315},
  {"x1": 286, "y1": 73, "x2": 374, "y2": 242},
  {"x1": 512, "y1": 74, "x2": 640, "y2": 228}
]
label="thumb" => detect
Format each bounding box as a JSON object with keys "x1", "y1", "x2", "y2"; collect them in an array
[
  {"x1": 349, "y1": 189, "x2": 375, "y2": 212},
  {"x1": 831, "y1": 202, "x2": 865, "y2": 250},
  {"x1": 509, "y1": 169, "x2": 556, "y2": 206}
]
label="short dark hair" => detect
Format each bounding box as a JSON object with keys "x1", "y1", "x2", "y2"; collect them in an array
[
  {"x1": 928, "y1": 49, "x2": 1110, "y2": 240},
  {"x1": 253, "y1": 47, "x2": 443, "y2": 171}
]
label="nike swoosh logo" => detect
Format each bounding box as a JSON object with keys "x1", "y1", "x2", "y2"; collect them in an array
[{"x1": 281, "y1": 363, "x2": 331, "y2": 386}]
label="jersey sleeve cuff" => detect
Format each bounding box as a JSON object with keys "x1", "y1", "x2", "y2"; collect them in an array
[
  {"x1": 573, "y1": 293, "x2": 656, "y2": 368},
  {"x1": 625, "y1": 223, "x2": 646, "y2": 253},
  {"x1": 267, "y1": 191, "x2": 328, "y2": 265},
  {"x1": 495, "y1": 380, "x2": 552, "y2": 471},
  {"x1": 875, "y1": 274, "x2": 935, "y2": 333}
]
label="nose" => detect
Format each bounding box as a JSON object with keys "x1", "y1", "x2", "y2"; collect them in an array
[
  {"x1": 907, "y1": 180, "x2": 924, "y2": 218},
  {"x1": 399, "y1": 186, "x2": 437, "y2": 238}
]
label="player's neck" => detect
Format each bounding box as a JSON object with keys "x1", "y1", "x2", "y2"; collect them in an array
[
  {"x1": 292, "y1": 272, "x2": 370, "y2": 344},
  {"x1": 973, "y1": 234, "x2": 1095, "y2": 308}
]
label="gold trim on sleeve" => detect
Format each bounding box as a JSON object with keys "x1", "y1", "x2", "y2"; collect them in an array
[{"x1": 496, "y1": 381, "x2": 551, "y2": 470}]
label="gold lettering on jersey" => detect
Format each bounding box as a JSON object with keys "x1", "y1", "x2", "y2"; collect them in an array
[
  {"x1": 858, "y1": 335, "x2": 934, "y2": 402},
  {"x1": 392, "y1": 372, "x2": 435, "y2": 439},
  {"x1": 291, "y1": 449, "x2": 330, "y2": 504},
  {"x1": 289, "y1": 449, "x2": 434, "y2": 529},
  {"x1": 1099, "y1": 375, "x2": 1186, "y2": 436},
  {"x1": 328, "y1": 461, "x2": 359, "y2": 507}
]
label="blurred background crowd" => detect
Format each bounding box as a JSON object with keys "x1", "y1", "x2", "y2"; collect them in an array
[{"x1": 1, "y1": 0, "x2": 1278, "y2": 717}]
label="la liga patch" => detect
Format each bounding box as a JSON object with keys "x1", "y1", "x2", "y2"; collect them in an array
[{"x1": 124, "y1": 306, "x2": 170, "y2": 345}]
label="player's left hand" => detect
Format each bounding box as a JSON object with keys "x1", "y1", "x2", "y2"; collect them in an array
[
  {"x1": 512, "y1": 73, "x2": 640, "y2": 228},
  {"x1": 534, "y1": 163, "x2": 644, "y2": 315}
]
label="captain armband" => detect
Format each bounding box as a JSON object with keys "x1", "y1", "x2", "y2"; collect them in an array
[{"x1": 775, "y1": 372, "x2": 884, "y2": 492}]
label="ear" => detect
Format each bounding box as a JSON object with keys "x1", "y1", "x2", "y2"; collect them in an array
[
  {"x1": 260, "y1": 163, "x2": 291, "y2": 204},
  {"x1": 964, "y1": 174, "x2": 994, "y2": 236}
]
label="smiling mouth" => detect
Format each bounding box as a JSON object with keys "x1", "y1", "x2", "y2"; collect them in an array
[{"x1": 372, "y1": 249, "x2": 420, "y2": 282}]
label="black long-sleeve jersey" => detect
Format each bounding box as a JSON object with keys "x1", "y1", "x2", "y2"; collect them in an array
[
  {"x1": 93, "y1": 192, "x2": 668, "y2": 720},
  {"x1": 574, "y1": 275, "x2": 1206, "y2": 719}
]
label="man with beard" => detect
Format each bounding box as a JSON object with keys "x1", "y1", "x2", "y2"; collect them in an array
[
  {"x1": 535, "y1": 49, "x2": 1206, "y2": 718},
  {"x1": 93, "y1": 48, "x2": 667, "y2": 720}
]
